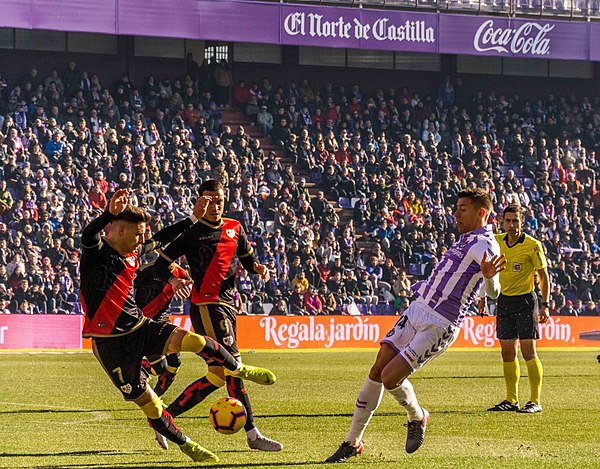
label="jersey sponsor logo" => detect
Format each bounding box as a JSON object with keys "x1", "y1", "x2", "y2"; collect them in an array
[
  {"x1": 226, "y1": 229, "x2": 236, "y2": 239},
  {"x1": 512, "y1": 262, "x2": 522, "y2": 272},
  {"x1": 120, "y1": 383, "x2": 132, "y2": 394}
]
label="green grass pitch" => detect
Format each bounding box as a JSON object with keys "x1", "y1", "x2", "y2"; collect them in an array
[{"x1": 1, "y1": 349, "x2": 599, "y2": 468}]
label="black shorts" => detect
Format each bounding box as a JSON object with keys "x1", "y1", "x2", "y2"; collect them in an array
[
  {"x1": 92, "y1": 318, "x2": 178, "y2": 400},
  {"x1": 496, "y1": 292, "x2": 540, "y2": 340},
  {"x1": 189, "y1": 302, "x2": 239, "y2": 364}
]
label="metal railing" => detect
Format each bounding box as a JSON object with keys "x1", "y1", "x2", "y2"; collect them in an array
[{"x1": 273, "y1": 0, "x2": 600, "y2": 18}]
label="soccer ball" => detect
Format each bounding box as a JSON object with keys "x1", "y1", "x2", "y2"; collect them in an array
[{"x1": 209, "y1": 397, "x2": 247, "y2": 434}]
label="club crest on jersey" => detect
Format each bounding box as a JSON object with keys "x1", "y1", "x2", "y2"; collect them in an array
[
  {"x1": 120, "y1": 383, "x2": 132, "y2": 394},
  {"x1": 226, "y1": 229, "x2": 235, "y2": 239},
  {"x1": 125, "y1": 256, "x2": 136, "y2": 267},
  {"x1": 512, "y1": 262, "x2": 522, "y2": 272},
  {"x1": 223, "y1": 335, "x2": 234, "y2": 346}
]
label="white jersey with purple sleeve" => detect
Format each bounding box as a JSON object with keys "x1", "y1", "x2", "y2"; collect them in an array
[{"x1": 412, "y1": 225, "x2": 500, "y2": 326}]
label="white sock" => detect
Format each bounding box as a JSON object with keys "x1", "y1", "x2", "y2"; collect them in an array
[
  {"x1": 344, "y1": 377, "x2": 384, "y2": 447},
  {"x1": 246, "y1": 426, "x2": 261, "y2": 441},
  {"x1": 388, "y1": 379, "x2": 424, "y2": 422}
]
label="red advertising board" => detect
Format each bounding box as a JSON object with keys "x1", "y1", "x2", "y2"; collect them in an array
[{"x1": 0, "y1": 315, "x2": 82, "y2": 349}]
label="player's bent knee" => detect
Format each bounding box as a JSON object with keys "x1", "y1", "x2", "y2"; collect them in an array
[
  {"x1": 369, "y1": 343, "x2": 396, "y2": 381},
  {"x1": 381, "y1": 361, "x2": 412, "y2": 390},
  {"x1": 135, "y1": 389, "x2": 163, "y2": 419},
  {"x1": 166, "y1": 353, "x2": 181, "y2": 369},
  {"x1": 380, "y1": 371, "x2": 399, "y2": 390},
  {"x1": 368, "y1": 363, "x2": 384, "y2": 382},
  {"x1": 180, "y1": 331, "x2": 207, "y2": 353},
  {"x1": 206, "y1": 370, "x2": 226, "y2": 387},
  {"x1": 151, "y1": 359, "x2": 168, "y2": 376}
]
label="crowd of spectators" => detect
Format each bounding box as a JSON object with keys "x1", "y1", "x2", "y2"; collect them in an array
[{"x1": 0, "y1": 57, "x2": 598, "y2": 317}]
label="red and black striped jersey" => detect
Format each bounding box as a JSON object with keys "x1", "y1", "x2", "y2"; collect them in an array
[
  {"x1": 135, "y1": 261, "x2": 188, "y2": 322},
  {"x1": 160, "y1": 217, "x2": 258, "y2": 306},
  {"x1": 79, "y1": 210, "x2": 194, "y2": 338}
]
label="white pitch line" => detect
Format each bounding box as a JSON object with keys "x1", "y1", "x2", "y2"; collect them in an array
[{"x1": 0, "y1": 401, "x2": 113, "y2": 423}]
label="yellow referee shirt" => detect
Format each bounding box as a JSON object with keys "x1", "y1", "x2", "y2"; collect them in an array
[{"x1": 495, "y1": 233, "x2": 547, "y2": 297}]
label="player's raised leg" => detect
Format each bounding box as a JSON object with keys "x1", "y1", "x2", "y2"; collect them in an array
[
  {"x1": 166, "y1": 328, "x2": 275, "y2": 384},
  {"x1": 325, "y1": 345, "x2": 390, "y2": 463},
  {"x1": 154, "y1": 353, "x2": 181, "y2": 397},
  {"x1": 381, "y1": 353, "x2": 428, "y2": 454}
]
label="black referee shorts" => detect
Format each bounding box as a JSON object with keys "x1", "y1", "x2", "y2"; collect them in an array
[
  {"x1": 496, "y1": 292, "x2": 540, "y2": 340},
  {"x1": 189, "y1": 302, "x2": 240, "y2": 364},
  {"x1": 92, "y1": 318, "x2": 178, "y2": 400}
]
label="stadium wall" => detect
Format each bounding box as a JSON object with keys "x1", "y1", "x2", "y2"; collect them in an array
[
  {"x1": 0, "y1": 316, "x2": 598, "y2": 350},
  {"x1": 2, "y1": 1, "x2": 599, "y2": 60}
]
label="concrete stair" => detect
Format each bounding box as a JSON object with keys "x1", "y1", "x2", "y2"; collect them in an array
[{"x1": 220, "y1": 107, "x2": 374, "y2": 249}]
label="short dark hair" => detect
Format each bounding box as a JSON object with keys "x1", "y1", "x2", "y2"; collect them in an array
[
  {"x1": 198, "y1": 179, "x2": 224, "y2": 195},
  {"x1": 457, "y1": 188, "x2": 493, "y2": 214},
  {"x1": 113, "y1": 204, "x2": 151, "y2": 224},
  {"x1": 502, "y1": 203, "x2": 524, "y2": 219}
]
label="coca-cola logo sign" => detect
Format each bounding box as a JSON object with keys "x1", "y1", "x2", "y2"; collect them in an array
[{"x1": 474, "y1": 19, "x2": 554, "y2": 56}]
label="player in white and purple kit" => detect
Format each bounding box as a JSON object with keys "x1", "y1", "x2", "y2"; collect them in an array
[{"x1": 326, "y1": 188, "x2": 506, "y2": 463}]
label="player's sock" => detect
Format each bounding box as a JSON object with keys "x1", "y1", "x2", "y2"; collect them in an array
[
  {"x1": 388, "y1": 379, "x2": 424, "y2": 422},
  {"x1": 141, "y1": 359, "x2": 154, "y2": 376},
  {"x1": 155, "y1": 369, "x2": 178, "y2": 397},
  {"x1": 525, "y1": 357, "x2": 543, "y2": 405},
  {"x1": 344, "y1": 377, "x2": 384, "y2": 447},
  {"x1": 246, "y1": 426, "x2": 261, "y2": 440},
  {"x1": 167, "y1": 372, "x2": 224, "y2": 417},
  {"x1": 148, "y1": 409, "x2": 187, "y2": 445},
  {"x1": 503, "y1": 359, "x2": 520, "y2": 405},
  {"x1": 227, "y1": 376, "x2": 256, "y2": 433},
  {"x1": 180, "y1": 332, "x2": 240, "y2": 371},
  {"x1": 155, "y1": 354, "x2": 181, "y2": 397}
]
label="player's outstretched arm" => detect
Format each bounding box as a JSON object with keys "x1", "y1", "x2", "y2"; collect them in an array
[
  {"x1": 480, "y1": 252, "x2": 506, "y2": 278},
  {"x1": 253, "y1": 262, "x2": 269, "y2": 280},
  {"x1": 192, "y1": 195, "x2": 212, "y2": 220},
  {"x1": 81, "y1": 189, "x2": 130, "y2": 249},
  {"x1": 108, "y1": 189, "x2": 129, "y2": 215},
  {"x1": 142, "y1": 197, "x2": 212, "y2": 254},
  {"x1": 480, "y1": 252, "x2": 506, "y2": 299},
  {"x1": 170, "y1": 278, "x2": 193, "y2": 300}
]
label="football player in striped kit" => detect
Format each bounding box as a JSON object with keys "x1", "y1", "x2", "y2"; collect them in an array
[{"x1": 326, "y1": 188, "x2": 506, "y2": 463}]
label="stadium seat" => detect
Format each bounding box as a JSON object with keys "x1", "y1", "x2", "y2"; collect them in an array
[
  {"x1": 408, "y1": 263, "x2": 427, "y2": 277},
  {"x1": 338, "y1": 197, "x2": 351, "y2": 209}
]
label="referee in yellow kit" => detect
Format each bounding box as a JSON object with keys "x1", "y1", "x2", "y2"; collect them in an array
[{"x1": 480, "y1": 204, "x2": 550, "y2": 413}]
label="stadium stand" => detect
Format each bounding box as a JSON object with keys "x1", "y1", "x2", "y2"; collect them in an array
[{"x1": 0, "y1": 59, "x2": 598, "y2": 317}]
